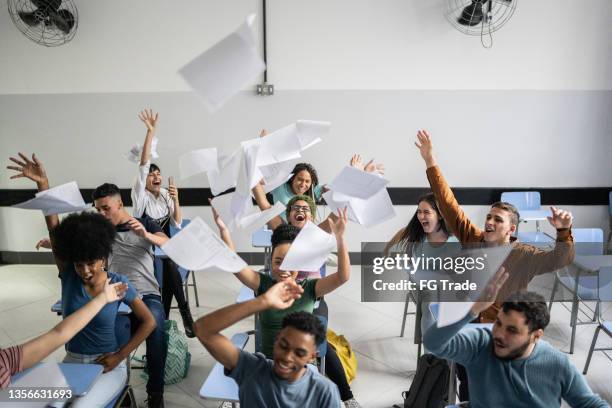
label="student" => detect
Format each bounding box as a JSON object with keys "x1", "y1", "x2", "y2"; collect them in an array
[
  {"x1": 194, "y1": 280, "x2": 342, "y2": 407},
  {"x1": 91, "y1": 182, "x2": 169, "y2": 408},
  {"x1": 414, "y1": 129, "x2": 575, "y2": 321},
  {"x1": 0, "y1": 279, "x2": 127, "y2": 389},
  {"x1": 131, "y1": 108, "x2": 195, "y2": 337},
  {"x1": 213, "y1": 210, "x2": 361, "y2": 407},
  {"x1": 7, "y1": 152, "x2": 157, "y2": 407},
  {"x1": 384, "y1": 192, "x2": 457, "y2": 334},
  {"x1": 423, "y1": 268, "x2": 609, "y2": 408}
]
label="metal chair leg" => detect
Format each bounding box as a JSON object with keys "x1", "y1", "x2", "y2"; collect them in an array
[
  {"x1": 448, "y1": 362, "x2": 457, "y2": 405},
  {"x1": 548, "y1": 275, "x2": 559, "y2": 312},
  {"x1": 583, "y1": 325, "x2": 601, "y2": 375},
  {"x1": 400, "y1": 291, "x2": 410, "y2": 337},
  {"x1": 192, "y1": 270, "x2": 200, "y2": 307},
  {"x1": 569, "y1": 298, "x2": 578, "y2": 354}
]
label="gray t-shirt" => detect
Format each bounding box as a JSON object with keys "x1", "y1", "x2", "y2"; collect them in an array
[
  {"x1": 108, "y1": 217, "x2": 161, "y2": 296},
  {"x1": 226, "y1": 349, "x2": 341, "y2": 408}
]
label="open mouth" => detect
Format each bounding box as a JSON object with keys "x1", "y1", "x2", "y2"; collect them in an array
[
  {"x1": 295, "y1": 214, "x2": 305, "y2": 222},
  {"x1": 421, "y1": 221, "x2": 430, "y2": 229},
  {"x1": 278, "y1": 272, "x2": 291, "y2": 280},
  {"x1": 275, "y1": 361, "x2": 294, "y2": 374},
  {"x1": 152, "y1": 180, "x2": 161, "y2": 186},
  {"x1": 485, "y1": 226, "x2": 495, "y2": 233}
]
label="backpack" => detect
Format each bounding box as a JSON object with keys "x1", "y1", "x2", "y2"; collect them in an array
[
  {"x1": 399, "y1": 353, "x2": 450, "y2": 408},
  {"x1": 139, "y1": 320, "x2": 191, "y2": 384},
  {"x1": 326, "y1": 329, "x2": 358, "y2": 384}
]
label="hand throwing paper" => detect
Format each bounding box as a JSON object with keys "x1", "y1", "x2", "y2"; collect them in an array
[{"x1": 125, "y1": 137, "x2": 159, "y2": 163}]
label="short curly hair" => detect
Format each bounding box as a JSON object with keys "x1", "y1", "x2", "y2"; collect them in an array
[
  {"x1": 281, "y1": 311, "x2": 326, "y2": 346},
  {"x1": 502, "y1": 291, "x2": 550, "y2": 332},
  {"x1": 286, "y1": 195, "x2": 317, "y2": 220},
  {"x1": 271, "y1": 224, "x2": 300, "y2": 251},
  {"x1": 51, "y1": 212, "x2": 116, "y2": 263}
]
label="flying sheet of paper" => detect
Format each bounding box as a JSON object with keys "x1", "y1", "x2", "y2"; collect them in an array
[
  {"x1": 178, "y1": 14, "x2": 265, "y2": 112},
  {"x1": 280, "y1": 221, "x2": 336, "y2": 272},
  {"x1": 13, "y1": 181, "x2": 91, "y2": 215},
  {"x1": 259, "y1": 158, "x2": 300, "y2": 193},
  {"x1": 179, "y1": 148, "x2": 218, "y2": 180},
  {"x1": 322, "y1": 191, "x2": 359, "y2": 223},
  {"x1": 349, "y1": 187, "x2": 396, "y2": 228},
  {"x1": 237, "y1": 202, "x2": 285, "y2": 234},
  {"x1": 208, "y1": 149, "x2": 241, "y2": 195},
  {"x1": 125, "y1": 137, "x2": 160, "y2": 163},
  {"x1": 328, "y1": 166, "x2": 389, "y2": 200},
  {"x1": 242, "y1": 124, "x2": 303, "y2": 167},
  {"x1": 161, "y1": 217, "x2": 246, "y2": 272},
  {"x1": 437, "y1": 244, "x2": 512, "y2": 327},
  {"x1": 210, "y1": 192, "x2": 238, "y2": 231},
  {"x1": 296, "y1": 120, "x2": 329, "y2": 150},
  {"x1": 235, "y1": 144, "x2": 262, "y2": 196}
]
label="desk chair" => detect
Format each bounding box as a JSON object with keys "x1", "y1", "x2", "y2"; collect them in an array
[
  {"x1": 500, "y1": 191, "x2": 553, "y2": 244},
  {"x1": 252, "y1": 226, "x2": 273, "y2": 272},
  {"x1": 582, "y1": 264, "x2": 612, "y2": 374},
  {"x1": 549, "y1": 228, "x2": 604, "y2": 354}
]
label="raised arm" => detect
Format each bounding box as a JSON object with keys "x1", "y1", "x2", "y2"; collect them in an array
[
  {"x1": 168, "y1": 176, "x2": 182, "y2": 227},
  {"x1": 415, "y1": 130, "x2": 484, "y2": 242},
  {"x1": 315, "y1": 208, "x2": 350, "y2": 297},
  {"x1": 7, "y1": 153, "x2": 65, "y2": 272},
  {"x1": 210, "y1": 201, "x2": 260, "y2": 291},
  {"x1": 21, "y1": 279, "x2": 127, "y2": 370},
  {"x1": 194, "y1": 280, "x2": 303, "y2": 370},
  {"x1": 350, "y1": 154, "x2": 385, "y2": 175},
  {"x1": 252, "y1": 183, "x2": 284, "y2": 230},
  {"x1": 526, "y1": 206, "x2": 575, "y2": 276},
  {"x1": 126, "y1": 217, "x2": 169, "y2": 247},
  {"x1": 138, "y1": 108, "x2": 158, "y2": 166}
]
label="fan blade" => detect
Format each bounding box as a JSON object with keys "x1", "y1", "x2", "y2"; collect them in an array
[
  {"x1": 32, "y1": 0, "x2": 62, "y2": 13},
  {"x1": 18, "y1": 11, "x2": 42, "y2": 26},
  {"x1": 457, "y1": 2, "x2": 484, "y2": 26},
  {"x1": 50, "y1": 9, "x2": 75, "y2": 34}
]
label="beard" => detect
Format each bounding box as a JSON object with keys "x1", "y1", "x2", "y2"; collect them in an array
[{"x1": 493, "y1": 337, "x2": 532, "y2": 361}]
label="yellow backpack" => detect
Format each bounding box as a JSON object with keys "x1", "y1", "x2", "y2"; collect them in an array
[{"x1": 326, "y1": 329, "x2": 358, "y2": 384}]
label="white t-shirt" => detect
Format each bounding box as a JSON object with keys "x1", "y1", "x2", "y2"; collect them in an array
[{"x1": 131, "y1": 161, "x2": 181, "y2": 230}]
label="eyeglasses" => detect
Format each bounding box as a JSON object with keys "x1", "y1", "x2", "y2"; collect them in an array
[{"x1": 290, "y1": 205, "x2": 311, "y2": 213}]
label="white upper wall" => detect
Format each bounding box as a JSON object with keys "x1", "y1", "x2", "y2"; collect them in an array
[{"x1": 0, "y1": 0, "x2": 611, "y2": 94}]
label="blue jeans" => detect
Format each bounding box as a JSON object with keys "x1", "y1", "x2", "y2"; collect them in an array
[{"x1": 116, "y1": 294, "x2": 167, "y2": 394}]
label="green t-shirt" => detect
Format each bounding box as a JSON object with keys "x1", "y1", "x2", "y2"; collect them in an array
[{"x1": 257, "y1": 274, "x2": 319, "y2": 358}]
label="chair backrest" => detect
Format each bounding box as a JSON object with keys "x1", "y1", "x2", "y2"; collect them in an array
[
  {"x1": 252, "y1": 226, "x2": 273, "y2": 248},
  {"x1": 572, "y1": 228, "x2": 604, "y2": 255},
  {"x1": 169, "y1": 218, "x2": 191, "y2": 237},
  {"x1": 500, "y1": 191, "x2": 541, "y2": 211}
]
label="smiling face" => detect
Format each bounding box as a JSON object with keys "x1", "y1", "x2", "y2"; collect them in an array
[
  {"x1": 287, "y1": 199, "x2": 313, "y2": 229},
  {"x1": 492, "y1": 309, "x2": 542, "y2": 360},
  {"x1": 290, "y1": 170, "x2": 312, "y2": 196},
  {"x1": 272, "y1": 326, "x2": 317, "y2": 381},
  {"x1": 146, "y1": 169, "x2": 163, "y2": 194},
  {"x1": 271, "y1": 243, "x2": 299, "y2": 282},
  {"x1": 483, "y1": 207, "x2": 516, "y2": 243},
  {"x1": 416, "y1": 200, "x2": 441, "y2": 234},
  {"x1": 73, "y1": 258, "x2": 106, "y2": 286}
]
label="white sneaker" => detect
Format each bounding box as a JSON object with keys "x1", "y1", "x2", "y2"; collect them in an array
[{"x1": 219, "y1": 402, "x2": 239, "y2": 408}]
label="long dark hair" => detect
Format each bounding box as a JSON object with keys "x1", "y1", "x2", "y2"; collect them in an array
[
  {"x1": 286, "y1": 163, "x2": 319, "y2": 199},
  {"x1": 388, "y1": 193, "x2": 449, "y2": 255}
]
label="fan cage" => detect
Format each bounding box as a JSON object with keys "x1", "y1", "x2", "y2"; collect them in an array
[
  {"x1": 7, "y1": 0, "x2": 78, "y2": 47},
  {"x1": 445, "y1": 0, "x2": 517, "y2": 36}
]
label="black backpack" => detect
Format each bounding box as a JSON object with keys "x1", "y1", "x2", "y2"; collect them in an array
[{"x1": 397, "y1": 353, "x2": 450, "y2": 408}]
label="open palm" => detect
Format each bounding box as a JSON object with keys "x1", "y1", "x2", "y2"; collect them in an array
[{"x1": 7, "y1": 153, "x2": 47, "y2": 184}]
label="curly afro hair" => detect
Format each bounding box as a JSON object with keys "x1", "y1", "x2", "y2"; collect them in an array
[
  {"x1": 281, "y1": 311, "x2": 326, "y2": 346},
  {"x1": 51, "y1": 212, "x2": 116, "y2": 263},
  {"x1": 271, "y1": 224, "x2": 300, "y2": 251}
]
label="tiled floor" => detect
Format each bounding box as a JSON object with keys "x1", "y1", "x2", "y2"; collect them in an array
[{"x1": 0, "y1": 264, "x2": 610, "y2": 407}]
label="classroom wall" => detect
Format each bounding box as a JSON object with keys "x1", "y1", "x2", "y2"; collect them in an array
[{"x1": 1, "y1": 1, "x2": 610, "y2": 255}]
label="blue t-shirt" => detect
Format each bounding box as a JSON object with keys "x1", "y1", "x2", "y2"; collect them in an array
[
  {"x1": 61, "y1": 267, "x2": 137, "y2": 355},
  {"x1": 227, "y1": 349, "x2": 341, "y2": 407}
]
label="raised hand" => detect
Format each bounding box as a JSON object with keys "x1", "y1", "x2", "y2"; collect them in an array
[
  {"x1": 7, "y1": 153, "x2": 48, "y2": 186},
  {"x1": 547, "y1": 206, "x2": 573, "y2": 229},
  {"x1": 35, "y1": 237, "x2": 52, "y2": 250},
  {"x1": 259, "y1": 129, "x2": 269, "y2": 137},
  {"x1": 470, "y1": 267, "x2": 509, "y2": 316},
  {"x1": 102, "y1": 279, "x2": 128, "y2": 303},
  {"x1": 127, "y1": 217, "x2": 147, "y2": 238},
  {"x1": 262, "y1": 280, "x2": 304, "y2": 310},
  {"x1": 414, "y1": 130, "x2": 436, "y2": 168},
  {"x1": 328, "y1": 207, "x2": 348, "y2": 237},
  {"x1": 350, "y1": 154, "x2": 364, "y2": 170},
  {"x1": 138, "y1": 108, "x2": 159, "y2": 132},
  {"x1": 364, "y1": 159, "x2": 385, "y2": 175},
  {"x1": 168, "y1": 184, "x2": 179, "y2": 202}
]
